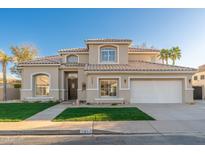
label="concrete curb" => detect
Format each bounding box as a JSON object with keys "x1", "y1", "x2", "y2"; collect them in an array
[
  {"x1": 0, "y1": 130, "x2": 118, "y2": 135},
  {"x1": 0, "y1": 129, "x2": 202, "y2": 136}
]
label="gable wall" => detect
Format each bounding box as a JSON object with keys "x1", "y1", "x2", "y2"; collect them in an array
[
  {"x1": 88, "y1": 44, "x2": 129, "y2": 64},
  {"x1": 62, "y1": 54, "x2": 89, "y2": 63},
  {"x1": 128, "y1": 53, "x2": 161, "y2": 63},
  {"x1": 21, "y1": 66, "x2": 60, "y2": 101}
]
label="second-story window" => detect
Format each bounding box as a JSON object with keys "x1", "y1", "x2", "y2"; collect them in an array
[
  {"x1": 100, "y1": 47, "x2": 117, "y2": 63},
  {"x1": 67, "y1": 55, "x2": 78, "y2": 63},
  {"x1": 194, "y1": 76, "x2": 198, "y2": 80}
]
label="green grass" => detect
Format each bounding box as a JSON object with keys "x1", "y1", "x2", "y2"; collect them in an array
[
  {"x1": 0, "y1": 102, "x2": 58, "y2": 122},
  {"x1": 54, "y1": 107, "x2": 154, "y2": 121}
]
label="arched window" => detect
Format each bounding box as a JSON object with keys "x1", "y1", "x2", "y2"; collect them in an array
[
  {"x1": 67, "y1": 55, "x2": 78, "y2": 63},
  {"x1": 33, "y1": 74, "x2": 49, "y2": 96},
  {"x1": 100, "y1": 47, "x2": 117, "y2": 63}
]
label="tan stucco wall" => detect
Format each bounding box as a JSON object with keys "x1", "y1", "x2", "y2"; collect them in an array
[
  {"x1": 86, "y1": 74, "x2": 128, "y2": 103},
  {"x1": 20, "y1": 64, "x2": 194, "y2": 104},
  {"x1": 192, "y1": 71, "x2": 205, "y2": 99},
  {"x1": 86, "y1": 73, "x2": 194, "y2": 104},
  {"x1": 62, "y1": 54, "x2": 89, "y2": 63},
  {"x1": 77, "y1": 68, "x2": 87, "y2": 101},
  {"x1": 0, "y1": 88, "x2": 20, "y2": 101},
  {"x1": 88, "y1": 44, "x2": 129, "y2": 64},
  {"x1": 21, "y1": 66, "x2": 60, "y2": 101},
  {"x1": 128, "y1": 53, "x2": 161, "y2": 63},
  {"x1": 58, "y1": 68, "x2": 87, "y2": 101}
]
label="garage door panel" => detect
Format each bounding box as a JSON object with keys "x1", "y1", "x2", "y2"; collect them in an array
[{"x1": 130, "y1": 80, "x2": 182, "y2": 103}]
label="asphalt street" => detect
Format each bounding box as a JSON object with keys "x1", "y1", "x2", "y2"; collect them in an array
[{"x1": 1, "y1": 133, "x2": 205, "y2": 145}]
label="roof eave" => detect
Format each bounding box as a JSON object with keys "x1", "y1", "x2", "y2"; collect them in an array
[
  {"x1": 128, "y1": 52, "x2": 160, "y2": 54},
  {"x1": 59, "y1": 51, "x2": 89, "y2": 54},
  {"x1": 18, "y1": 64, "x2": 60, "y2": 67},
  {"x1": 85, "y1": 42, "x2": 132, "y2": 45},
  {"x1": 84, "y1": 70, "x2": 197, "y2": 74}
]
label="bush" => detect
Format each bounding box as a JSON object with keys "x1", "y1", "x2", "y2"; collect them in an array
[{"x1": 14, "y1": 84, "x2": 21, "y2": 88}]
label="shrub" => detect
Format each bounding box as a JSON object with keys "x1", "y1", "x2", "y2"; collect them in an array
[{"x1": 14, "y1": 84, "x2": 21, "y2": 88}]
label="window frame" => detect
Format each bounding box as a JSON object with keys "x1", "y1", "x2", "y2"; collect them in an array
[
  {"x1": 66, "y1": 55, "x2": 79, "y2": 63},
  {"x1": 200, "y1": 75, "x2": 205, "y2": 80},
  {"x1": 99, "y1": 79, "x2": 118, "y2": 97},
  {"x1": 33, "y1": 74, "x2": 50, "y2": 97},
  {"x1": 194, "y1": 76, "x2": 198, "y2": 80},
  {"x1": 100, "y1": 47, "x2": 117, "y2": 64}
]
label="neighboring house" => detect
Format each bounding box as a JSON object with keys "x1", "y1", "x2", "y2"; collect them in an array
[
  {"x1": 18, "y1": 39, "x2": 196, "y2": 104},
  {"x1": 0, "y1": 73, "x2": 21, "y2": 101},
  {"x1": 192, "y1": 64, "x2": 205, "y2": 100}
]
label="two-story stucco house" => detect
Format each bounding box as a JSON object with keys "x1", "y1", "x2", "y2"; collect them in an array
[
  {"x1": 19, "y1": 39, "x2": 196, "y2": 104},
  {"x1": 192, "y1": 64, "x2": 205, "y2": 100}
]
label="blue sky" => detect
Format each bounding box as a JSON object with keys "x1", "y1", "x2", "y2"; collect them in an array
[{"x1": 0, "y1": 9, "x2": 205, "y2": 74}]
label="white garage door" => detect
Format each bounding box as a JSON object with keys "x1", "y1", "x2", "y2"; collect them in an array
[{"x1": 130, "y1": 80, "x2": 182, "y2": 103}]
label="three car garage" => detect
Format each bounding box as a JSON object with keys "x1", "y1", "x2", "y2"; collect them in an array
[{"x1": 130, "y1": 79, "x2": 183, "y2": 104}]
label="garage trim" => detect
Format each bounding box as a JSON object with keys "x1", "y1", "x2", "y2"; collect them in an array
[{"x1": 124, "y1": 76, "x2": 192, "y2": 91}]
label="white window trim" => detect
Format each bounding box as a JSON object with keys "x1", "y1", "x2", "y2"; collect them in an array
[
  {"x1": 98, "y1": 45, "x2": 119, "y2": 64},
  {"x1": 128, "y1": 76, "x2": 192, "y2": 91},
  {"x1": 65, "y1": 54, "x2": 79, "y2": 63},
  {"x1": 29, "y1": 72, "x2": 51, "y2": 97},
  {"x1": 200, "y1": 75, "x2": 205, "y2": 80},
  {"x1": 97, "y1": 76, "x2": 121, "y2": 91},
  {"x1": 99, "y1": 79, "x2": 118, "y2": 97},
  {"x1": 33, "y1": 74, "x2": 50, "y2": 97},
  {"x1": 100, "y1": 49, "x2": 117, "y2": 64},
  {"x1": 86, "y1": 75, "x2": 192, "y2": 91}
]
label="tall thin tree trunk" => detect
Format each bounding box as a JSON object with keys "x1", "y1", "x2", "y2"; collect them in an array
[
  {"x1": 2, "y1": 62, "x2": 7, "y2": 101},
  {"x1": 172, "y1": 60, "x2": 175, "y2": 65}
]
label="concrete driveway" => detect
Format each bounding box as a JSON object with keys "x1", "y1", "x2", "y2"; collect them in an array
[{"x1": 136, "y1": 103, "x2": 205, "y2": 120}]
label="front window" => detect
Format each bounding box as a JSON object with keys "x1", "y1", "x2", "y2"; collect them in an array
[
  {"x1": 34, "y1": 74, "x2": 49, "y2": 96},
  {"x1": 100, "y1": 79, "x2": 117, "y2": 97},
  {"x1": 67, "y1": 55, "x2": 78, "y2": 63},
  {"x1": 100, "y1": 47, "x2": 117, "y2": 63}
]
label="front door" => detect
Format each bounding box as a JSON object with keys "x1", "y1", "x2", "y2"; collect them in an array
[
  {"x1": 193, "y1": 86, "x2": 202, "y2": 100},
  {"x1": 68, "y1": 78, "x2": 78, "y2": 100}
]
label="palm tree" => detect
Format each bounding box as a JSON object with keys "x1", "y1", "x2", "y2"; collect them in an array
[
  {"x1": 169, "y1": 47, "x2": 181, "y2": 65},
  {"x1": 158, "y1": 49, "x2": 166, "y2": 64},
  {"x1": 0, "y1": 51, "x2": 13, "y2": 101},
  {"x1": 10, "y1": 44, "x2": 37, "y2": 77},
  {"x1": 159, "y1": 49, "x2": 170, "y2": 64}
]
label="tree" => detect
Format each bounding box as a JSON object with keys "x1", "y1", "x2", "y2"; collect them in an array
[
  {"x1": 10, "y1": 44, "x2": 38, "y2": 77},
  {"x1": 0, "y1": 51, "x2": 13, "y2": 101},
  {"x1": 169, "y1": 46, "x2": 181, "y2": 65},
  {"x1": 159, "y1": 49, "x2": 170, "y2": 64}
]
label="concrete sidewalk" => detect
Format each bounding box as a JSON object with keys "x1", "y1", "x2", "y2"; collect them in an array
[
  {"x1": 26, "y1": 103, "x2": 69, "y2": 121},
  {"x1": 0, "y1": 120, "x2": 205, "y2": 135},
  {"x1": 0, "y1": 121, "x2": 93, "y2": 135}
]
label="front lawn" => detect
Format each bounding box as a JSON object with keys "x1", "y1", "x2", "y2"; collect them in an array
[
  {"x1": 54, "y1": 107, "x2": 154, "y2": 121},
  {"x1": 0, "y1": 102, "x2": 57, "y2": 122}
]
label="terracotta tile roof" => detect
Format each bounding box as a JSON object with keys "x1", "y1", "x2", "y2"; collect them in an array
[
  {"x1": 58, "y1": 48, "x2": 88, "y2": 53},
  {"x1": 85, "y1": 61, "x2": 196, "y2": 72},
  {"x1": 19, "y1": 55, "x2": 62, "y2": 65},
  {"x1": 62, "y1": 63, "x2": 86, "y2": 67},
  {"x1": 59, "y1": 47, "x2": 159, "y2": 53},
  {"x1": 128, "y1": 47, "x2": 160, "y2": 53},
  {"x1": 85, "y1": 38, "x2": 132, "y2": 43},
  {"x1": 19, "y1": 55, "x2": 196, "y2": 73}
]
